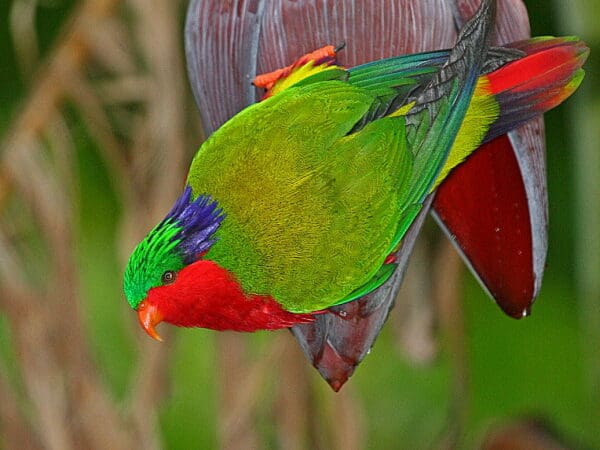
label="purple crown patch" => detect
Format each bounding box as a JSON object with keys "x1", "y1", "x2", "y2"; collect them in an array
[{"x1": 165, "y1": 186, "x2": 225, "y2": 264}]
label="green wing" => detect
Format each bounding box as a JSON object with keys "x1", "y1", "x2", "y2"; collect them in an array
[{"x1": 187, "y1": 81, "x2": 414, "y2": 313}]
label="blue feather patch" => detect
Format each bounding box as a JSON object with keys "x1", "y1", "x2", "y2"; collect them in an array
[{"x1": 165, "y1": 185, "x2": 225, "y2": 264}]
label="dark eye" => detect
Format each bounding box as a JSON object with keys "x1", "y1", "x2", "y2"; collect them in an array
[{"x1": 161, "y1": 270, "x2": 176, "y2": 285}]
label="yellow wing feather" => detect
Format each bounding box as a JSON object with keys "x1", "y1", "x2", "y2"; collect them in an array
[{"x1": 432, "y1": 76, "x2": 499, "y2": 188}]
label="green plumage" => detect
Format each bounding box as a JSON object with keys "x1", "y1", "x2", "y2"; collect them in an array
[
  {"x1": 187, "y1": 82, "x2": 414, "y2": 312},
  {"x1": 124, "y1": 219, "x2": 186, "y2": 308}
]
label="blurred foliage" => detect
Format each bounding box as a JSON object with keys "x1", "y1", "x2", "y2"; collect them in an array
[{"x1": 0, "y1": 1, "x2": 598, "y2": 449}]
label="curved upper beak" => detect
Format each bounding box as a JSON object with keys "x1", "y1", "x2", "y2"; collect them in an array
[{"x1": 137, "y1": 300, "x2": 164, "y2": 342}]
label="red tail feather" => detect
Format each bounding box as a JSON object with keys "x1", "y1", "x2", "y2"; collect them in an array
[
  {"x1": 481, "y1": 37, "x2": 588, "y2": 142},
  {"x1": 488, "y1": 40, "x2": 588, "y2": 95}
]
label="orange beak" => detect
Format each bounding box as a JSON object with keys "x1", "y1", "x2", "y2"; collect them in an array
[{"x1": 137, "y1": 300, "x2": 164, "y2": 342}]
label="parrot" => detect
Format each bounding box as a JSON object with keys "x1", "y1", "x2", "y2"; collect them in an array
[{"x1": 123, "y1": 0, "x2": 587, "y2": 341}]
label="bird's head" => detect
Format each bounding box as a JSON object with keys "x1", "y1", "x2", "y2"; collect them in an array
[{"x1": 123, "y1": 186, "x2": 226, "y2": 340}]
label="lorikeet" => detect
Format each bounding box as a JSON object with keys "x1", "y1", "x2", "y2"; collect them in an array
[{"x1": 123, "y1": 0, "x2": 587, "y2": 340}]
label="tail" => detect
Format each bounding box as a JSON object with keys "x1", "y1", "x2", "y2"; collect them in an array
[
  {"x1": 484, "y1": 36, "x2": 588, "y2": 140},
  {"x1": 433, "y1": 36, "x2": 588, "y2": 187}
]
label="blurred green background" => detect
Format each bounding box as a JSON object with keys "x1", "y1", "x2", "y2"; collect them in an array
[{"x1": 0, "y1": 0, "x2": 598, "y2": 449}]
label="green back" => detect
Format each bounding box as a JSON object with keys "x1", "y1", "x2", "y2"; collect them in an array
[{"x1": 187, "y1": 82, "x2": 414, "y2": 313}]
